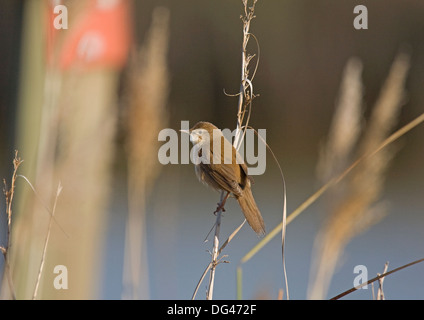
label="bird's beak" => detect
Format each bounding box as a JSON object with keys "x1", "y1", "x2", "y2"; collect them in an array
[{"x1": 180, "y1": 129, "x2": 190, "y2": 135}]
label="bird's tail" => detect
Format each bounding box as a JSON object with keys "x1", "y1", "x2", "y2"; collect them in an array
[{"x1": 237, "y1": 188, "x2": 265, "y2": 236}]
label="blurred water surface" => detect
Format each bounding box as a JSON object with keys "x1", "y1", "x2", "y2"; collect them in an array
[{"x1": 102, "y1": 159, "x2": 424, "y2": 300}]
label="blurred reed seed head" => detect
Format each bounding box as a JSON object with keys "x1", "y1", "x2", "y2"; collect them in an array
[
  {"x1": 121, "y1": 7, "x2": 170, "y2": 299},
  {"x1": 317, "y1": 57, "x2": 364, "y2": 184},
  {"x1": 309, "y1": 52, "x2": 411, "y2": 300},
  {"x1": 125, "y1": 7, "x2": 170, "y2": 186}
]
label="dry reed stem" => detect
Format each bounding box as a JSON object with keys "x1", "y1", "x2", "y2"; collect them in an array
[
  {"x1": 122, "y1": 7, "x2": 170, "y2": 299},
  {"x1": 232, "y1": 1, "x2": 291, "y2": 300},
  {"x1": 308, "y1": 52, "x2": 410, "y2": 299},
  {"x1": 203, "y1": 0, "x2": 259, "y2": 300},
  {"x1": 376, "y1": 262, "x2": 389, "y2": 300},
  {"x1": 193, "y1": 218, "x2": 246, "y2": 300},
  {"x1": 331, "y1": 258, "x2": 424, "y2": 300},
  {"x1": 2, "y1": 166, "x2": 66, "y2": 300},
  {"x1": 0, "y1": 151, "x2": 22, "y2": 299},
  {"x1": 206, "y1": 191, "x2": 225, "y2": 300},
  {"x1": 32, "y1": 182, "x2": 62, "y2": 300},
  {"x1": 234, "y1": 0, "x2": 259, "y2": 149}
]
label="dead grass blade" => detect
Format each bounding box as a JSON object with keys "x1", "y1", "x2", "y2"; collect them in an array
[{"x1": 237, "y1": 127, "x2": 289, "y2": 299}]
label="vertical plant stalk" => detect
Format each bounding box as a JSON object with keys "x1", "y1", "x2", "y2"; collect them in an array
[
  {"x1": 234, "y1": 0, "x2": 258, "y2": 149},
  {"x1": 1, "y1": 151, "x2": 23, "y2": 299},
  {"x1": 205, "y1": 0, "x2": 258, "y2": 300},
  {"x1": 235, "y1": 0, "x2": 290, "y2": 299},
  {"x1": 376, "y1": 262, "x2": 389, "y2": 300},
  {"x1": 206, "y1": 191, "x2": 225, "y2": 300},
  {"x1": 193, "y1": 219, "x2": 244, "y2": 300}
]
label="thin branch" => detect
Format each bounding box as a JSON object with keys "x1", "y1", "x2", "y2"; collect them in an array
[
  {"x1": 218, "y1": 220, "x2": 246, "y2": 255},
  {"x1": 206, "y1": 191, "x2": 225, "y2": 300},
  {"x1": 192, "y1": 262, "x2": 212, "y2": 300},
  {"x1": 247, "y1": 33, "x2": 260, "y2": 82},
  {"x1": 4, "y1": 152, "x2": 23, "y2": 249},
  {"x1": 17, "y1": 175, "x2": 68, "y2": 238},
  {"x1": 192, "y1": 219, "x2": 246, "y2": 300},
  {"x1": 330, "y1": 258, "x2": 424, "y2": 300},
  {"x1": 32, "y1": 182, "x2": 63, "y2": 300}
]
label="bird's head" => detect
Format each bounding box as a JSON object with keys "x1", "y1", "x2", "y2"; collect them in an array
[{"x1": 180, "y1": 121, "x2": 218, "y2": 145}]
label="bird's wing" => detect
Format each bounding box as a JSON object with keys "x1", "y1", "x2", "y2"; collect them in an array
[{"x1": 199, "y1": 161, "x2": 243, "y2": 197}]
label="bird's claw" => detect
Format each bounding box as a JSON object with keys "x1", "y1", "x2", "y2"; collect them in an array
[{"x1": 214, "y1": 202, "x2": 226, "y2": 215}]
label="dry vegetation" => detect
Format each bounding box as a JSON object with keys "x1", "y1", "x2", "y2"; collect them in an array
[
  {"x1": 1, "y1": 0, "x2": 424, "y2": 300},
  {"x1": 309, "y1": 52, "x2": 410, "y2": 299}
]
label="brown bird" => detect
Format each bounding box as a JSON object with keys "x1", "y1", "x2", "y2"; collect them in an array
[{"x1": 181, "y1": 121, "x2": 265, "y2": 236}]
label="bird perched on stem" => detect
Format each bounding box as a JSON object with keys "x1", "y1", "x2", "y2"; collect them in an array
[{"x1": 181, "y1": 121, "x2": 265, "y2": 236}]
